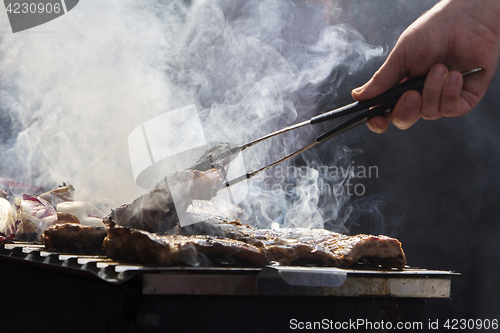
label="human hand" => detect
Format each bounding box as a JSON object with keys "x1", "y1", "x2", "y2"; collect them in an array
[{"x1": 352, "y1": 0, "x2": 500, "y2": 133}]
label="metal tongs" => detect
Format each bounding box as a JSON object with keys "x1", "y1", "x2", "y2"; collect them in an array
[{"x1": 196, "y1": 68, "x2": 482, "y2": 187}]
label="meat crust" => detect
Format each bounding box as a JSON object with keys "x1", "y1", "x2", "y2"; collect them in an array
[
  {"x1": 108, "y1": 169, "x2": 223, "y2": 234},
  {"x1": 103, "y1": 224, "x2": 269, "y2": 267},
  {"x1": 41, "y1": 223, "x2": 108, "y2": 254},
  {"x1": 182, "y1": 219, "x2": 406, "y2": 269},
  {"x1": 40, "y1": 218, "x2": 406, "y2": 269}
]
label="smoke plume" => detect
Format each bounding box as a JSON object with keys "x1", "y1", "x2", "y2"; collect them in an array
[{"x1": 0, "y1": 0, "x2": 383, "y2": 228}]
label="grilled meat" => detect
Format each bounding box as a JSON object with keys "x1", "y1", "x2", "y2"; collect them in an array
[
  {"x1": 40, "y1": 217, "x2": 405, "y2": 269},
  {"x1": 269, "y1": 228, "x2": 406, "y2": 269},
  {"x1": 108, "y1": 143, "x2": 235, "y2": 233},
  {"x1": 181, "y1": 219, "x2": 338, "y2": 266},
  {"x1": 104, "y1": 222, "x2": 269, "y2": 267},
  {"x1": 192, "y1": 142, "x2": 234, "y2": 172},
  {"x1": 41, "y1": 223, "x2": 108, "y2": 254},
  {"x1": 56, "y1": 212, "x2": 80, "y2": 224},
  {"x1": 182, "y1": 219, "x2": 406, "y2": 269},
  {"x1": 108, "y1": 168, "x2": 223, "y2": 233},
  {"x1": 108, "y1": 184, "x2": 180, "y2": 234}
]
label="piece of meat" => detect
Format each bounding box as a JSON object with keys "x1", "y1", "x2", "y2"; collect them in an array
[
  {"x1": 108, "y1": 168, "x2": 223, "y2": 233},
  {"x1": 191, "y1": 142, "x2": 234, "y2": 172},
  {"x1": 41, "y1": 223, "x2": 108, "y2": 254},
  {"x1": 261, "y1": 242, "x2": 338, "y2": 266},
  {"x1": 103, "y1": 223, "x2": 269, "y2": 267},
  {"x1": 39, "y1": 215, "x2": 405, "y2": 269},
  {"x1": 269, "y1": 228, "x2": 406, "y2": 269},
  {"x1": 108, "y1": 187, "x2": 180, "y2": 233},
  {"x1": 56, "y1": 212, "x2": 80, "y2": 224},
  {"x1": 182, "y1": 219, "x2": 338, "y2": 266},
  {"x1": 317, "y1": 233, "x2": 406, "y2": 269},
  {"x1": 108, "y1": 143, "x2": 235, "y2": 233},
  {"x1": 182, "y1": 219, "x2": 406, "y2": 269}
]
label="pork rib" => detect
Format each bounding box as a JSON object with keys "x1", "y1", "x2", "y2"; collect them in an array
[
  {"x1": 41, "y1": 223, "x2": 108, "y2": 254},
  {"x1": 182, "y1": 219, "x2": 406, "y2": 269},
  {"x1": 108, "y1": 168, "x2": 223, "y2": 234},
  {"x1": 270, "y1": 228, "x2": 406, "y2": 269},
  {"x1": 103, "y1": 223, "x2": 269, "y2": 267}
]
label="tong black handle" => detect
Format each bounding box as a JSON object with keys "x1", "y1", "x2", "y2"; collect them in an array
[
  {"x1": 315, "y1": 99, "x2": 397, "y2": 143},
  {"x1": 310, "y1": 76, "x2": 426, "y2": 125},
  {"x1": 314, "y1": 67, "x2": 483, "y2": 145}
]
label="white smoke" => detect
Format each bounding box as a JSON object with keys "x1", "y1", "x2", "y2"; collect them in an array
[{"x1": 0, "y1": 0, "x2": 383, "y2": 227}]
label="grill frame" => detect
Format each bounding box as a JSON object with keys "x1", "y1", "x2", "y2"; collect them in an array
[
  {"x1": 1, "y1": 241, "x2": 456, "y2": 296},
  {"x1": 0, "y1": 241, "x2": 457, "y2": 332}
]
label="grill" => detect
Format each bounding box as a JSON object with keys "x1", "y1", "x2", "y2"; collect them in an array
[{"x1": 1, "y1": 241, "x2": 456, "y2": 332}]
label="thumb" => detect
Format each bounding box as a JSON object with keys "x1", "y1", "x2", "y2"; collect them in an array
[{"x1": 352, "y1": 54, "x2": 407, "y2": 101}]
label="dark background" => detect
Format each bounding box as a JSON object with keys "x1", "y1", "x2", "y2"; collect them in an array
[{"x1": 317, "y1": 0, "x2": 500, "y2": 325}]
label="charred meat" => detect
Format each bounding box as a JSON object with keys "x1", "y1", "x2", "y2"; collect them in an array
[
  {"x1": 182, "y1": 219, "x2": 406, "y2": 269},
  {"x1": 107, "y1": 183, "x2": 180, "y2": 234},
  {"x1": 104, "y1": 223, "x2": 269, "y2": 267},
  {"x1": 269, "y1": 228, "x2": 406, "y2": 269},
  {"x1": 40, "y1": 217, "x2": 406, "y2": 269},
  {"x1": 41, "y1": 223, "x2": 108, "y2": 254},
  {"x1": 108, "y1": 168, "x2": 224, "y2": 233},
  {"x1": 181, "y1": 218, "x2": 337, "y2": 266},
  {"x1": 107, "y1": 143, "x2": 237, "y2": 234}
]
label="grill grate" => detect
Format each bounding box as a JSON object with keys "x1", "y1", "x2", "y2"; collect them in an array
[{"x1": 0, "y1": 241, "x2": 457, "y2": 297}]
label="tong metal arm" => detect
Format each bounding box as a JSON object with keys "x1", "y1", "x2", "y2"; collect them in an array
[{"x1": 195, "y1": 68, "x2": 483, "y2": 187}]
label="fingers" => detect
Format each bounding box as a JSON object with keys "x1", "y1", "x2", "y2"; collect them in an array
[
  {"x1": 440, "y1": 70, "x2": 464, "y2": 116},
  {"x1": 421, "y1": 65, "x2": 464, "y2": 119},
  {"x1": 391, "y1": 91, "x2": 422, "y2": 130},
  {"x1": 367, "y1": 115, "x2": 390, "y2": 133},
  {"x1": 352, "y1": 67, "x2": 405, "y2": 101},
  {"x1": 352, "y1": 53, "x2": 407, "y2": 101},
  {"x1": 367, "y1": 91, "x2": 421, "y2": 133},
  {"x1": 421, "y1": 64, "x2": 448, "y2": 120},
  {"x1": 366, "y1": 65, "x2": 468, "y2": 134}
]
